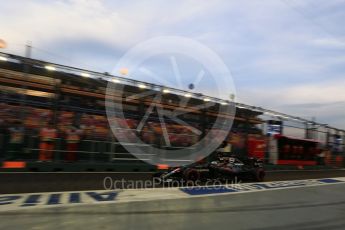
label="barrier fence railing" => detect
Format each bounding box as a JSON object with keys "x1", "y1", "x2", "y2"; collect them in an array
[{"x1": 0, "y1": 133, "x2": 199, "y2": 164}]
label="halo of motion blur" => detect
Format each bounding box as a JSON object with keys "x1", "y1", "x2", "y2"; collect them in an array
[{"x1": 105, "y1": 36, "x2": 236, "y2": 167}]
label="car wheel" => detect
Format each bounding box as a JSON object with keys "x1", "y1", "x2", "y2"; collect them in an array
[
  {"x1": 254, "y1": 168, "x2": 265, "y2": 182},
  {"x1": 184, "y1": 169, "x2": 200, "y2": 182}
]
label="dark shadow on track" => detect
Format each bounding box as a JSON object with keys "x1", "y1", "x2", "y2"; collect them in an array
[{"x1": 0, "y1": 169, "x2": 344, "y2": 194}]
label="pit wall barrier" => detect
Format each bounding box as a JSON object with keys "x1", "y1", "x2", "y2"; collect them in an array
[{"x1": 1, "y1": 135, "x2": 344, "y2": 172}]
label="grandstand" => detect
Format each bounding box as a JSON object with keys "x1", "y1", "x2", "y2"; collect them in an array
[{"x1": 0, "y1": 51, "x2": 343, "y2": 171}]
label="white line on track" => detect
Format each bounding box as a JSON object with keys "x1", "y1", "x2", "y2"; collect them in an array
[
  {"x1": 1, "y1": 168, "x2": 344, "y2": 174},
  {"x1": 266, "y1": 168, "x2": 345, "y2": 172},
  {"x1": 0, "y1": 171, "x2": 155, "y2": 174}
]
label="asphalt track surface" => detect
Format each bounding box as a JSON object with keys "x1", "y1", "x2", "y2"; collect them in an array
[
  {"x1": 1, "y1": 182, "x2": 345, "y2": 230},
  {"x1": 1, "y1": 169, "x2": 345, "y2": 194}
]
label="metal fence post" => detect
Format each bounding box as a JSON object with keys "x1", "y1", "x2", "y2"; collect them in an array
[
  {"x1": 90, "y1": 140, "x2": 95, "y2": 162},
  {"x1": 54, "y1": 138, "x2": 61, "y2": 162}
]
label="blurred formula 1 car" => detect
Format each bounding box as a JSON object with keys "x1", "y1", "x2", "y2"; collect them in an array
[{"x1": 153, "y1": 154, "x2": 265, "y2": 183}]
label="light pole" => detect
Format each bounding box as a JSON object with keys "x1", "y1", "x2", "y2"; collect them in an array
[
  {"x1": 44, "y1": 64, "x2": 58, "y2": 126},
  {"x1": 19, "y1": 42, "x2": 32, "y2": 122},
  {"x1": 0, "y1": 40, "x2": 33, "y2": 122}
]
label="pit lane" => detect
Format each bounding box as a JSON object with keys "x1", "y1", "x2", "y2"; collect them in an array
[
  {"x1": 1, "y1": 169, "x2": 345, "y2": 194},
  {"x1": 1, "y1": 181, "x2": 345, "y2": 230}
]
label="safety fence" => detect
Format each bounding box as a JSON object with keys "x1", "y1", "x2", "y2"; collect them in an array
[{"x1": 0, "y1": 133, "x2": 199, "y2": 164}]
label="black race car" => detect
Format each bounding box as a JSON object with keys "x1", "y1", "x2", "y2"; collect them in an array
[{"x1": 153, "y1": 154, "x2": 265, "y2": 183}]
